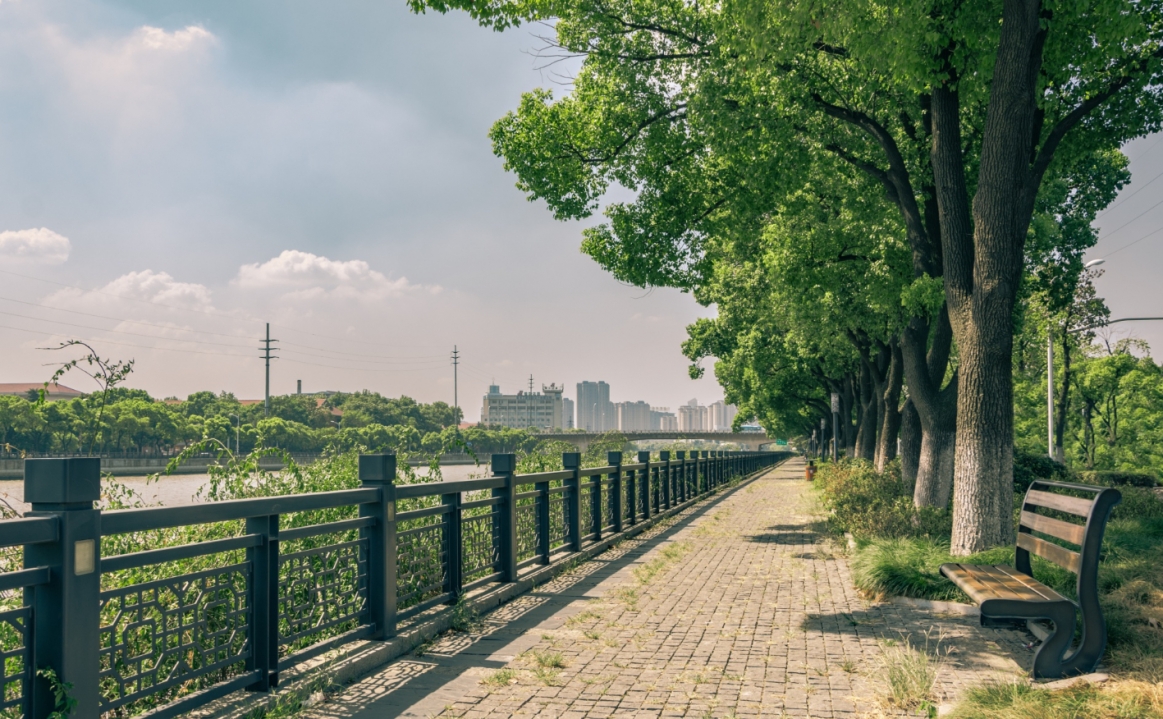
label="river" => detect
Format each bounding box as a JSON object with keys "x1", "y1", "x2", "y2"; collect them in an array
[{"x1": 0, "y1": 463, "x2": 490, "y2": 515}]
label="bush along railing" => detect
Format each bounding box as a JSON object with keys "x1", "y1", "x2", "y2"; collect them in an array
[{"x1": 0, "y1": 449, "x2": 788, "y2": 719}]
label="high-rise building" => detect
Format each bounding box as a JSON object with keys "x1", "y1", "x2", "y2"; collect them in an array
[
  {"x1": 709, "y1": 400, "x2": 739, "y2": 430},
  {"x1": 562, "y1": 398, "x2": 574, "y2": 429},
  {"x1": 678, "y1": 399, "x2": 709, "y2": 431},
  {"x1": 576, "y1": 381, "x2": 613, "y2": 431},
  {"x1": 616, "y1": 401, "x2": 652, "y2": 431},
  {"x1": 650, "y1": 407, "x2": 677, "y2": 430},
  {"x1": 481, "y1": 383, "x2": 565, "y2": 430}
]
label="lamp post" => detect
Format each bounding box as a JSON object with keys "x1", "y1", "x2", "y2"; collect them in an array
[{"x1": 229, "y1": 414, "x2": 240, "y2": 454}]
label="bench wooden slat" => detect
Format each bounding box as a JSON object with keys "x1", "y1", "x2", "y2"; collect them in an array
[
  {"x1": 992, "y1": 564, "x2": 1068, "y2": 602},
  {"x1": 1017, "y1": 533, "x2": 1082, "y2": 573},
  {"x1": 1025, "y1": 490, "x2": 1093, "y2": 517},
  {"x1": 942, "y1": 563, "x2": 1063, "y2": 604},
  {"x1": 1020, "y1": 511, "x2": 1086, "y2": 545}
]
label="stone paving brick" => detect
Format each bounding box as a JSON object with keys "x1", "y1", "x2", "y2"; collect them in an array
[{"x1": 307, "y1": 460, "x2": 1031, "y2": 719}]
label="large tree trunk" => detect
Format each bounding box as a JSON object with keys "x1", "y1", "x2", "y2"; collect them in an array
[
  {"x1": 914, "y1": 423, "x2": 955, "y2": 508},
  {"x1": 875, "y1": 342, "x2": 903, "y2": 472},
  {"x1": 900, "y1": 400, "x2": 922, "y2": 494},
  {"x1": 935, "y1": 0, "x2": 1044, "y2": 554},
  {"x1": 856, "y1": 361, "x2": 877, "y2": 460}
]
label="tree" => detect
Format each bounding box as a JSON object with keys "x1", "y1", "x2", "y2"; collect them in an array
[{"x1": 412, "y1": 0, "x2": 1163, "y2": 552}]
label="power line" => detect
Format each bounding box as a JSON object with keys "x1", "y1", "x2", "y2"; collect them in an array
[
  {"x1": 1104, "y1": 223, "x2": 1163, "y2": 257},
  {"x1": 0, "y1": 268, "x2": 450, "y2": 352},
  {"x1": 0, "y1": 294, "x2": 446, "y2": 361}
]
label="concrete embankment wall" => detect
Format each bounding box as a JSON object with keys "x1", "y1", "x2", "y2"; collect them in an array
[{"x1": 0, "y1": 452, "x2": 480, "y2": 479}]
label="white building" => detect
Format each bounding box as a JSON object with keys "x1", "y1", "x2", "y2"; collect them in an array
[
  {"x1": 652, "y1": 407, "x2": 678, "y2": 431},
  {"x1": 677, "y1": 399, "x2": 709, "y2": 431},
  {"x1": 616, "y1": 401, "x2": 652, "y2": 431},
  {"x1": 709, "y1": 400, "x2": 738, "y2": 430},
  {"x1": 562, "y1": 398, "x2": 574, "y2": 429},
  {"x1": 481, "y1": 383, "x2": 565, "y2": 430}
]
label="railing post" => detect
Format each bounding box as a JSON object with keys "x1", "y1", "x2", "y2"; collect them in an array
[
  {"x1": 245, "y1": 510, "x2": 279, "y2": 691},
  {"x1": 625, "y1": 451, "x2": 636, "y2": 526},
  {"x1": 608, "y1": 452, "x2": 623, "y2": 533},
  {"x1": 638, "y1": 451, "x2": 651, "y2": 520},
  {"x1": 675, "y1": 451, "x2": 686, "y2": 503},
  {"x1": 443, "y1": 488, "x2": 463, "y2": 603},
  {"x1": 660, "y1": 451, "x2": 671, "y2": 509},
  {"x1": 25, "y1": 458, "x2": 101, "y2": 719},
  {"x1": 492, "y1": 453, "x2": 518, "y2": 582},
  {"x1": 359, "y1": 454, "x2": 397, "y2": 639},
  {"x1": 536, "y1": 474, "x2": 551, "y2": 565},
  {"x1": 693, "y1": 451, "x2": 703, "y2": 495},
  {"x1": 563, "y1": 452, "x2": 582, "y2": 552},
  {"x1": 591, "y1": 465, "x2": 603, "y2": 541}
]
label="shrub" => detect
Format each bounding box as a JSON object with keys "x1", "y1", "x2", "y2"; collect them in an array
[
  {"x1": 1013, "y1": 450, "x2": 1072, "y2": 492},
  {"x1": 1079, "y1": 470, "x2": 1159, "y2": 488},
  {"x1": 815, "y1": 460, "x2": 951, "y2": 539}
]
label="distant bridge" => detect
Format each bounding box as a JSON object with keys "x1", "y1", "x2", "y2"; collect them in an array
[{"x1": 533, "y1": 430, "x2": 781, "y2": 452}]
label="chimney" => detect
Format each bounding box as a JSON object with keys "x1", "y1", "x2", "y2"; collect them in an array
[{"x1": 297, "y1": 379, "x2": 302, "y2": 394}]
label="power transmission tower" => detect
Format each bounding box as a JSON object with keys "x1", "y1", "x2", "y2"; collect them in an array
[
  {"x1": 451, "y1": 346, "x2": 460, "y2": 427},
  {"x1": 528, "y1": 374, "x2": 534, "y2": 429},
  {"x1": 259, "y1": 323, "x2": 279, "y2": 416}
]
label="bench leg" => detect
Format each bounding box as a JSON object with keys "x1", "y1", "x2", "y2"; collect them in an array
[{"x1": 1031, "y1": 603, "x2": 1078, "y2": 679}]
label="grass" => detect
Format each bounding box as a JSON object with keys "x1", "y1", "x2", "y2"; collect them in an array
[
  {"x1": 480, "y1": 668, "x2": 518, "y2": 689},
  {"x1": 878, "y1": 636, "x2": 942, "y2": 712},
  {"x1": 633, "y1": 541, "x2": 692, "y2": 584},
  {"x1": 946, "y1": 681, "x2": 1163, "y2": 719}
]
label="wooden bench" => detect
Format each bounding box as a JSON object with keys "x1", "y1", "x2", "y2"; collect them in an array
[{"x1": 940, "y1": 480, "x2": 1122, "y2": 678}]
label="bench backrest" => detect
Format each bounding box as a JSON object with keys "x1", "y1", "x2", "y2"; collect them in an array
[{"x1": 1017, "y1": 480, "x2": 1121, "y2": 615}]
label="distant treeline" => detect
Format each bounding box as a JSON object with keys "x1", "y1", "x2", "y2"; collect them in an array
[{"x1": 0, "y1": 389, "x2": 547, "y2": 456}]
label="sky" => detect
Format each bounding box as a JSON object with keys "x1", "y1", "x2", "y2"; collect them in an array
[
  {"x1": 0, "y1": 0, "x2": 728, "y2": 421},
  {"x1": 1, "y1": 1, "x2": 1161, "y2": 423}
]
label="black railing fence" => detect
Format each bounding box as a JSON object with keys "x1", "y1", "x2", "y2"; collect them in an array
[{"x1": 0, "y1": 449, "x2": 787, "y2": 719}]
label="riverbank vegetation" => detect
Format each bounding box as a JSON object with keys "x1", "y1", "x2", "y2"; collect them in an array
[{"x1": 0, "y1": 388, "x2": 553, "y2": 456}]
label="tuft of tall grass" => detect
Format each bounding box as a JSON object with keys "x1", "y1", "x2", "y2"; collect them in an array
[
  {"x1": 946, "y1": 681, "x2": 1163, "y2": 719},
  {"x1": 849, "y1": 537, "x2": 1011, "y2": 601},
  {"x1": 877, "y1": 636, "x2": 942, "y2": 710}
]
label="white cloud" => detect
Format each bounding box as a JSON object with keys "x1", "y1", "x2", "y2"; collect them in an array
[
  {"x1": 235, "y1": 250, "x2": 438, "y2": 300},
  {"x1": 45, "y1": 270, "x2": 214, "y2": 312},
  {"x1": 135, "y1": 26, "x2": 214, "y2": 52},
  {"x1": 0, "y1": 227, "x2": 71, "y2": 264}
]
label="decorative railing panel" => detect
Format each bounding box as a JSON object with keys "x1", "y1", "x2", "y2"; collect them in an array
[
  {"x1": 0, "y1": 606, "x2": 31, "y2": 718},
  {"x1": 97, "y1": 562, "x2": 252, "y2": 714}
]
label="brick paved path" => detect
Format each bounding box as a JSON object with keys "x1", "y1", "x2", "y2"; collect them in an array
[{"x1": 308, "y1": 459, "x2": 1030, "y2": 718}]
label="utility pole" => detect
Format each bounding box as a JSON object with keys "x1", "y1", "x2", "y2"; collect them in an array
[
  {"x1": 259, "y1": 323, "x2": 279, "y2": 417},
  {"x1": 830, "y1": 393, "x2": 840, "y2": 462},
  {"x1": 528, "y1": 374, "x2": 534, "y2": 430},
  {"x1": 451, "y1": 346, "x2": 460, "y2": 427}
]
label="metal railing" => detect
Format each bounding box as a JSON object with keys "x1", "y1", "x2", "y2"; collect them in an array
[{"x1": 0, "y1": 449, "x2": 787, "y2": 719}]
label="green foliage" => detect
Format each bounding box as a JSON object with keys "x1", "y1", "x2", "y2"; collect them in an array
[
  {"x1": 1080, "y1": 471, "x2": 1159, "y2": 488},
  {"x1": 1012, "y1": 450, "x2": 1072, "y2": 493},
  {"x1": 36, "y1": 667, "x2": 76, "y2": 719},
  {"x1": 815, "y1": 460, "x2": 951, "y2": 540}
]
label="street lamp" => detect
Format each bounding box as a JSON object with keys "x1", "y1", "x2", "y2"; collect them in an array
[{"x1": 229, "y1": 414, "x2": 240, "y2": 455}]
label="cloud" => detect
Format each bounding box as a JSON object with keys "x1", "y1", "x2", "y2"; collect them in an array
[
  {"x1": 235, "y1": 250, "x2": 438, "y2": 300},
  {"x1": 135, "y1": 26, "x2": 214, "y2": 52},
  {"x1": 0, "y1": 227, "x2": 71, "y2": 264},
  {"x1": 45, "y1": 270, "x2": 214, "y2": 312}
]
